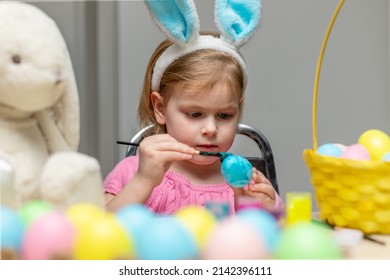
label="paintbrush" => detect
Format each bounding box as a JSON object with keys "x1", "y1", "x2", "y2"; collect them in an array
[{"x1": 116, "y1": 141, "x2": 231, "y2": 158}]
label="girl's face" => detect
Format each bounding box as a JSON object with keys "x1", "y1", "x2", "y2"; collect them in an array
[{"x1": 152, "y1": 82, "x2": 241, "y2": 166}]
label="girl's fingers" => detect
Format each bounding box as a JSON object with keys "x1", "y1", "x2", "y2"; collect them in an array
[
  {"x1": 252, "y1": 168, "x2": 270, "y2": 184},
  {"x1": 140, "y1": 135, "x2": 195, "y2": 155},
  {"x1": 248, "y1": 168, "x2": 275, "y2": 199}
]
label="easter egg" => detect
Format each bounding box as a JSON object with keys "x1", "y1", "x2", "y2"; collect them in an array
[
  {"x1": 334, "y1": 143, "x2": 347, "y2": 152},
  {"x1": 115, "y1": 204, "x2": 154, "y2": 255},
  {"x1": 340, "y1": 143, "x2": 370, "y2": 160},
  {"x1": 236, "y1": 208, "x2": 281, "y2": 252},
  {"x1": 358, "y1": 129, "x2": 390, "y2": 161},
  {"x1": 18, "y1": 200, "x2": 54, "y2": 228},
  {"x1": 66, "y1": 202, "x2": 105, "y2": 232},
  {"x1": 0, "y1": 205, "x2": 24, "y2": 257},
  {"x1": 21, "y1": 211, "x2": 76, "y2": 260},
  {"x1": 175, "y1": 205, "x2": 217, "y2": 249},
  {"x1": 202, "y1": 217, "x2": 268, "y2": 259},
  {"x1": 73, "y1": 213, "x2": 133, "y2": 260},
  {"x1": 274, "y1": 221, "x2": 342, "y2": 259},
  {"x1": 136, "y1": 216, "x2": 197, "y2": 260},
  {"x1": 316, "y1": 143, "x2": 343, "y2": 157},
  {"x1": 382, "y1": 151, "x2": 390, "y2": 161},
  {"x1": 221, "y1": 154, "x2": 253, "y2": 187}
]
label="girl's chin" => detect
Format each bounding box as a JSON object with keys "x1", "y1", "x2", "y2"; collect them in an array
[{"x1": 188, "y1": 156, "x2": 220, "y2": 166}]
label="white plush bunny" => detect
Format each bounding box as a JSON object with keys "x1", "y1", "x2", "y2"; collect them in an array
[{"x1": 0, "y1": 1, "x2": 104, "y2": 209}]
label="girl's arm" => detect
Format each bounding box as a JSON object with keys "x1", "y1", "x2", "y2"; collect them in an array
[
  {"x1": 104, "y1": 134, "x2": 195, "y2": 212},
  {"x1": 105, "y1": 173, "x2": 156, "y2": 211}
]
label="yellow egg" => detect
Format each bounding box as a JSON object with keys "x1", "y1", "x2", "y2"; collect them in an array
[
  {"x1": 358, "y1": 129, "x2": 390, "y2": 161},
  {"x1": 65, "y1": 202, "x2": 105, "y2": 232},
  {"x1": 175, "y1": 205, "x2": 217, "y2": 249},
  {"x1": 73, "y1": 213, "x2": 133, "y2": 260}
]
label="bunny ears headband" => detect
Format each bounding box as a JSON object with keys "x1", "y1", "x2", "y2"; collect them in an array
[{"x1": 144, "y1": 0, "x2": 261, "y2": 92}]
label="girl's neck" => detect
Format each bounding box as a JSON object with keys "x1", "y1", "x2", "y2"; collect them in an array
[{"x1": 170, "y1": 160, "x2": 224, "y2": 185}]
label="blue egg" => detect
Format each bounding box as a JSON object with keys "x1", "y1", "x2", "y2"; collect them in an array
[
  {"x1": 136, "y1": 216, "x2": 197, "y2": 260},
  {"x1": 221, "y1": 154, "x2": 253, "y2": 188},
  {"x1": 382, "y1": 151, "x2": 390, "y2": 161},
  {"x1": 0, "y1": 205, "x2": 24, "y2": 251},
  {"x1": 237, "y1": 208, "x2": 281, "y2": 252},
  {"x1": 115, "y1": 204, "x2": 155, "y2": 255},
  {"x1": 316, "y1": 143, "x2": 343, "y2": 157}
]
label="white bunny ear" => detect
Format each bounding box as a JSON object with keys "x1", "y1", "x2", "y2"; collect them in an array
[
  {"x1": 215, "y1": 0, "x2": 261, "y2": 48},
  {"x1": 52, "y1": 45, "x2": 80, "y2": 152},
  {"x1": 145, "y1": 0, "x2": 199, "y2": 46}
]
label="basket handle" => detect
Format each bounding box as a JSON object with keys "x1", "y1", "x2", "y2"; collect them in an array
[{"x1": 312, "y1": 0, "x2": 345, "y2": 150}]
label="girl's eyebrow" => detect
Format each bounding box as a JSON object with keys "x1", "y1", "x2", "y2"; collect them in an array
[{"x1": 179, "y1": 102, "x2": 239, "y2": 111}]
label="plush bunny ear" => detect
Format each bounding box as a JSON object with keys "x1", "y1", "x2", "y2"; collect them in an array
[
  {"x1": 215, "y1": 0, "x2": 261, "y2": 48},
  {"x1": 51, "y1": 44, "x2": 80, "y2": 152},
  {"x1": 145, "y1": 0, "x2": 199, "y2": 46}
]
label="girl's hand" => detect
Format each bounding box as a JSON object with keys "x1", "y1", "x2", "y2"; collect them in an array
[
  {"x1": 244, "y1": 168, "x2": 276, "y2": 209},
  {"x1": 135, "y1": 134, "x2": 195, "y2": 188}
]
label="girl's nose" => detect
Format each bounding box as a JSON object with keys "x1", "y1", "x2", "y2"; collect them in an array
[{"x1": 201, "y1": 119, "x2": 217, "y2": 136}]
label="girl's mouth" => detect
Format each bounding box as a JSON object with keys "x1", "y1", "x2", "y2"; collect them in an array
[{"x1": 195, "y1": 145, "x2": 218, "y2": 152}]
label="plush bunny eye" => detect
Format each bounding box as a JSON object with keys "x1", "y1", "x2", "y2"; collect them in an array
[{"x1": 12, "y1": 55, "x2": 22, "y2": 64}]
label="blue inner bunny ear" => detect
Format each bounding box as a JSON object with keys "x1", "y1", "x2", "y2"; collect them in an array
[
  {"x1": 215, "y1": 0, "x2": 261, "y2": 48},
  {"x1": 145, "y1": 0, "x2": 199, "y2": 45}
]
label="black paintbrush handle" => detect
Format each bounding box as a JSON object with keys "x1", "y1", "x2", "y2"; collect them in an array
[
  {"x1": 197, "y1": 151, "x2": 231, "y2": 158},
  {"x1": 116, "y1": 141, "x2": 230, "y2": 159},
  {"x1": 116, "y1": 141, "x2": 139, "y2": 146}
]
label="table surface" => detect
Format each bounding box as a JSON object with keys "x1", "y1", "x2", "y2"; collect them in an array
[
  {"x1": 311, "y1": 213, "x2": 389, "y2": 259},
  {"x1": 348, "y1": 234, "x2": 389, "y2": 259}
]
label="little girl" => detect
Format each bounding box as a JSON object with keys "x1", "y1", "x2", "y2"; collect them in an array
[{"x1": 104, "y1": 0, "x2": 284, "y2": 214}]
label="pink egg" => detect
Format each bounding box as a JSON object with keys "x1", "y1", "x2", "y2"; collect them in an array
[
  {"x1": 201, "y1": 217, "x2": 269, "y2": 259},
  {"x1": 21, "y1": 211, "x2": 76, "y2": 260},
  {"x1": 340, "y1": 143, "x2": 371, "y2": 160}
]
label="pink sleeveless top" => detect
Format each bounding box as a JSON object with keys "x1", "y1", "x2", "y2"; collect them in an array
[{"x1": 104, "y1": 156, "x2": 284, "y2": 215}]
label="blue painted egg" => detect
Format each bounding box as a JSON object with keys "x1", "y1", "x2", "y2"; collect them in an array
[{"x1": 221, "y1": 154, "x2": 253, "y2": 188}]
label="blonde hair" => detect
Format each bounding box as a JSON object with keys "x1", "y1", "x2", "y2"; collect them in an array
[{"x1": 138, "y1": 33, "x2": 245, "y2": 136}]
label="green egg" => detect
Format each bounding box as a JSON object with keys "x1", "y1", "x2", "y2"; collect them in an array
[{"x1": 274, "y1": 221, "x2": 342, "y2": 259}]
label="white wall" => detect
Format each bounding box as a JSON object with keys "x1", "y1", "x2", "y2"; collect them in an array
[{"x1": 24, "y1": 0, "x2": 390, "y2": 208}]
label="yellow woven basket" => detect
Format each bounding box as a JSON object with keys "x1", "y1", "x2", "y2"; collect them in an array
[{"x1": 303, "y1": 0, "x2": 390, "y2": 234}]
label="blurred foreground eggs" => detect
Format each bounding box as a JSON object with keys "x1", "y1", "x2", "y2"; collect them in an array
[
  {"x1": 115, "y1": 204, "x2": 154, "y2": 255},
  {"x1": 1, "y1": 205, "x2": 24, "y2": 258},
  {"x1": 136, "y1": 216, "x2": 197, "y2": 260},
  {"x1": 175, "y1": 205, "x2": 217, "y2": 249},
  {"x1": 73, "y1": 213, "x2": 133, "y2": 260},
  {"x1": 19, "y1": 200, "x2": 54, "y2": 228},
  {"x1": 66, "y1": 202, "x2": 105, "y2": 231},
  {"x1": 274, "y1": 222, "x2": 342, "y2": 259},
  {"x1": 21, "y1": 211, "x2": 75, "y2": 260},
  {"x1": 236, "y1": 208, "x2": 281, "y2": 252},
  {"x1": 202, "y1": 217, "x2": 269, "y2": 259}
]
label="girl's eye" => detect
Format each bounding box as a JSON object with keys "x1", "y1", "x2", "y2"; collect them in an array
[
  {"x1": 218, "y1": 113, "x2": 233, "y2": 120},
  {"x1": 186, "y1": 112, "x2": 202, "y2": 118}
]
